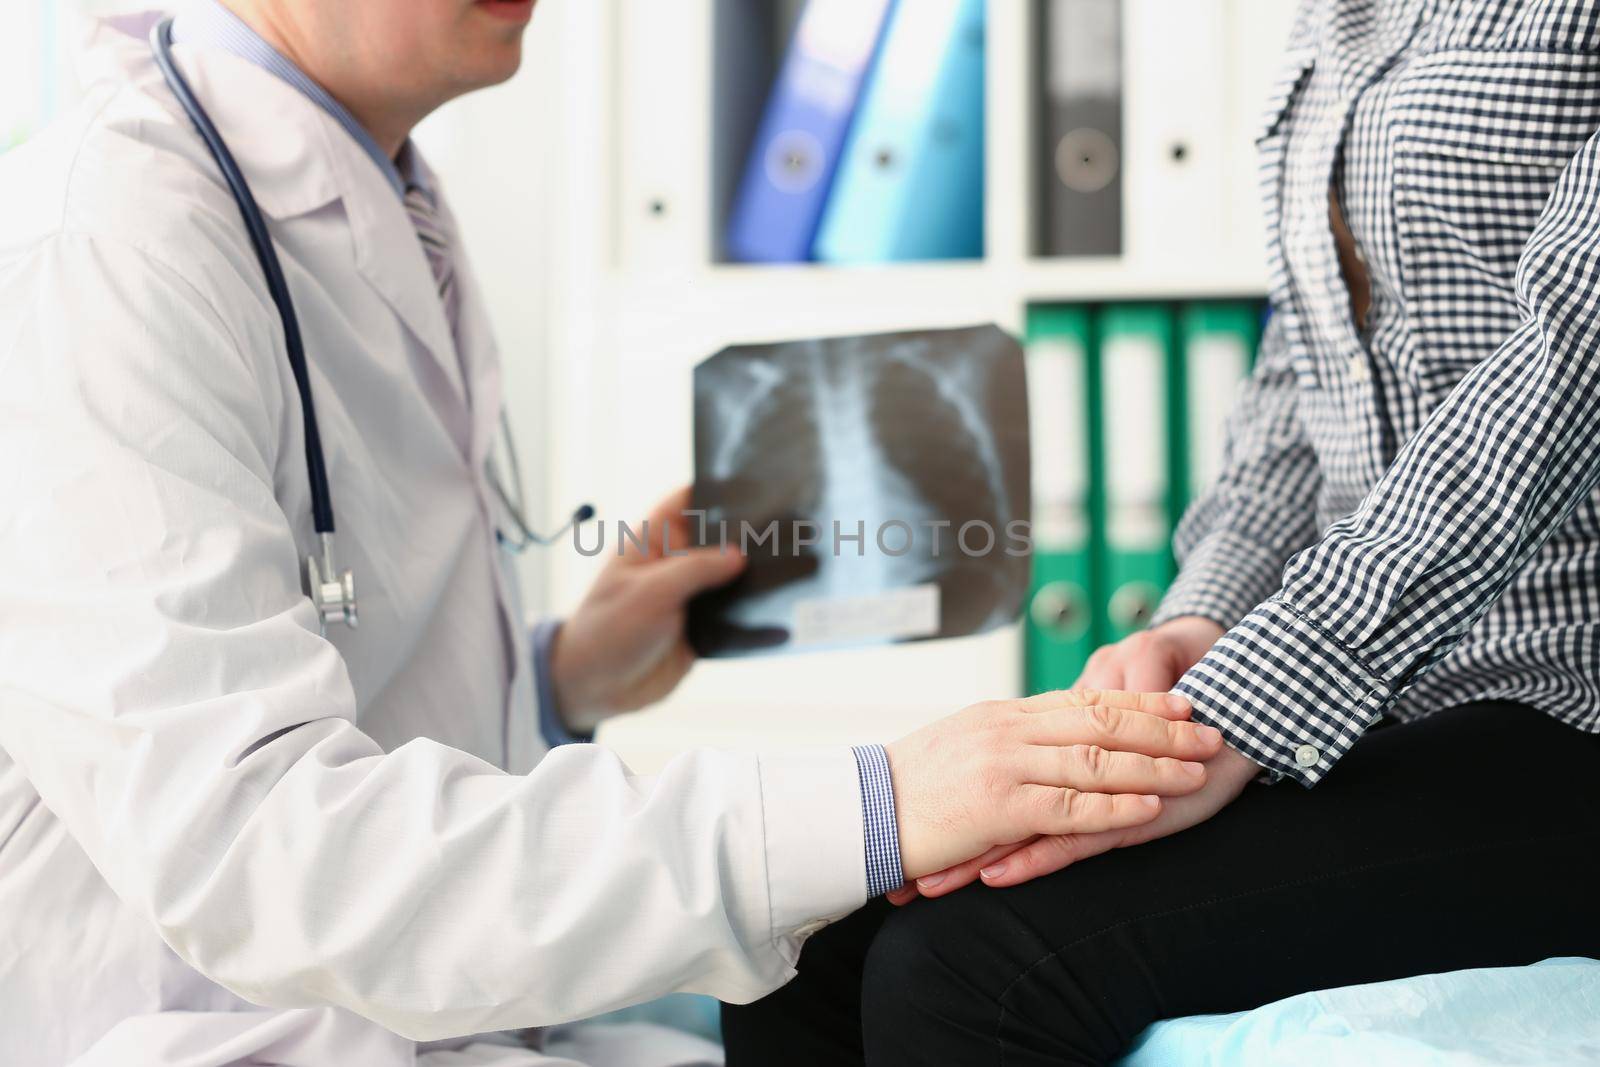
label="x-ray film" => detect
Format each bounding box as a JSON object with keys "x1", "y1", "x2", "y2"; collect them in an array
[{"x1": 689, "y1": 324, "x2": 1031, "y2": 657}]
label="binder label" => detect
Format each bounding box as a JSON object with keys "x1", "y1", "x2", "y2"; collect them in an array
[
  {"x1": 1186, "y1": 333, "x2": 1249, "y2": 492},
  {"x1": 1028, "y1": 336, "x2": 1089, "y2": 546},
  {"x1": 1049, "y1": 0, "x2": 1120, "y2": 97},
  {"x1": 1101, "y1": 333, "x2": 1167, "y2": 507}
]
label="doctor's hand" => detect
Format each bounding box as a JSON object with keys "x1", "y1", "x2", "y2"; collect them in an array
[
  {"x1": 892, "y1": 740, "x2": 1258, "y2": 903},
  {"x1": 886, "y1": 618, "x2": 1229, "y2": 903},
  {"x1": 884, "y1": 689, "x2": 1224, "y2": 882},
  {"x1": 548, "y1": 487, "x2": 745, "y2": 732}
]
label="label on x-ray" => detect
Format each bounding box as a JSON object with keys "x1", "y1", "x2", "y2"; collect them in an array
[{"x1": 791, "y1": 584, "x2": 941, "y2": 646}]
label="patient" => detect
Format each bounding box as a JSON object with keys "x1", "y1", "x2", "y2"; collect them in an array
[{"x1": 722, "y1": 1, "x2": 1600, "y2": 1062}]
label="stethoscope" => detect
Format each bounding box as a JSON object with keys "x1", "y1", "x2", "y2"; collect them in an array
[{"x1": 150, "y1": 18, "x2": 592, "y2": 635}]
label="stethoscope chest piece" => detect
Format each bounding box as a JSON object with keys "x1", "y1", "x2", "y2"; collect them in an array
[{"x1": 308, "y1": 533, "x2": 358, "y2": 636}]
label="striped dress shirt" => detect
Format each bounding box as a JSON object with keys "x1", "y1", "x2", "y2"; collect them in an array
[{"x1": 1156, "y1": 0, "x2": 1600, "y2": 784}]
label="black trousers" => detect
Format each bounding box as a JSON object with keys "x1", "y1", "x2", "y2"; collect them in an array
[{"x1": 722, "y1": 702, "x2": 1600, "y2": 1066}]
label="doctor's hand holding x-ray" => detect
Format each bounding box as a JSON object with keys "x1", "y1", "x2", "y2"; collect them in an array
[
  {"x1": 546, "y1": 487, "x2": 749, "y2": 732},
  {"x1": 0, "y1": 2, "x2": 1219, "y2": 1065}
]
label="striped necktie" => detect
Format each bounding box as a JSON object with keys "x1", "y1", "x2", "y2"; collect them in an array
[{"x1": 403, "y1": 184, "x2": 462, "y2": 344}]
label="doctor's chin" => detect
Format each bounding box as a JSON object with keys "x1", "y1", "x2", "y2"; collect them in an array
[{"x1": 4, "y1": 1, "x2": 1599, "y2": 1066}]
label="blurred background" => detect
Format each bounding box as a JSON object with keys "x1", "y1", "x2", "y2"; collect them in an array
[{"x1": 3, "y1": 0, "x2": 1294, "y2": 769}]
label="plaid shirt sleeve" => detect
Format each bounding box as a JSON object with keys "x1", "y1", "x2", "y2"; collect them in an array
[
  {"x1": 1152, "y1": 311, "x2": 1324, "y2": 631},
  {"x1": 1177, "y1": 127, "x2": 1600, "y2": 786}
]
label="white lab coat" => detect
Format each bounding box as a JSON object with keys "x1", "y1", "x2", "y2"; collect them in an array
[{"x1": 0, "y1": 13, "x2": 867, "y2": 1067}]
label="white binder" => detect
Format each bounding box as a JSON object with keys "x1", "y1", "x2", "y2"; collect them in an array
[
  {"x1": 1221, "y1": 0, "x2": 1303, "y2": 264},
  {"x1": 1120, "y1": 0, "x2": 1229, "y2": 265},
  {"x1": 615, "y1": 0, "x2": 715, "y2": 271}
]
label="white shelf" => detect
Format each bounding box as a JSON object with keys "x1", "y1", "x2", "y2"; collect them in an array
[
  {"x1": 619, "y1": 258, "x2": 1271, "y2": 305},
  {"x1": 536, "y1": 0, "x2": 1291, "y2": 766}
]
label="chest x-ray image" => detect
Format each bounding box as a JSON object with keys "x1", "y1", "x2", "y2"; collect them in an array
[{"x1": 689, "y1": 324, "x2": 1031, "y2": 658}]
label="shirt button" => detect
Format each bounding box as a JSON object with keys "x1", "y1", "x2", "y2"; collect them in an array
[
  {"x1": 1348, "y1": 355, "x2": 1370, "y2": 382},
  {"x1": 1294, "y1": 744, "x2": 1320, "y2": 768}
]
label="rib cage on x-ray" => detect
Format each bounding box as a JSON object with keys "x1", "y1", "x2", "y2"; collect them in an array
[{"x1": 690, "y1": 324, "x2": 1030, "y2": 658}]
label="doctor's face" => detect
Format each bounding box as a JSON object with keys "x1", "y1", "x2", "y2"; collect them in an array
[{"x1": 311, "y1": 0, "x2": 536, "y2": 104}]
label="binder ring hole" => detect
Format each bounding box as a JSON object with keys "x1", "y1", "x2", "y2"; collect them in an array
[
  {"x1": 1108, "y1": 581, "x2": 1162, "y2": 632},
  {"x1": 1055, "y1": 127, "x2": 1119, "y2": 193},
  {"x1": 764, "y1": 129, "x2": 825, "y2": 193},
  {"x1": 1031, "y1": 581, "x2": 1091, "y2": 641}
]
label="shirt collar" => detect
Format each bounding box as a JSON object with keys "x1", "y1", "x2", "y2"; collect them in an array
[{"x1": 169, "y1": 0, "x2": 428, "y2": 199}]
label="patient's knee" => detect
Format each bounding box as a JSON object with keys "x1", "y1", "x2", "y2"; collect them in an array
[
  {"x1": 859, "y1": 889, "x2": 1138, "y2": 1065},
  {"x1": 860, "y1": 895, "x2": 996, "y2": 1047}
]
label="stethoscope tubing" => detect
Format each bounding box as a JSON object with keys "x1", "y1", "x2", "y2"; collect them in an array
[
  {"x1": 150, "y1": 16, "x2": 337, "y2": 536},
  {"x1": 148, "y1": 17, "x2": 590, "y2": 577}
]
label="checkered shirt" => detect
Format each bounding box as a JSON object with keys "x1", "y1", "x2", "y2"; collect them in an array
[{"x1": 1155, "y1": 0, "x2": 1600, "y2": 784}]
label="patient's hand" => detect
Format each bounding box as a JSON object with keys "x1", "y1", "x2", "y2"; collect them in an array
[
  {"x1": 892, "y1": 742, "x2": 1258, "y2": 903},
  {"x1": 1077, "y1": 615, "x2": 1226, "y2": 692},
  {"x1": 885, "y1": 689, "x2": 1222, "y2": 881}
]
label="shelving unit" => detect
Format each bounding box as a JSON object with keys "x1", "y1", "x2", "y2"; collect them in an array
[{"x1": 532, "y1": 0, "x2": 1294, "y2": 770}]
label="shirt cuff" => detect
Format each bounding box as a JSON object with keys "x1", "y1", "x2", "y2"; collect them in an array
[
  {"x1": 532, "y1": 618, "x2": 590, "y2": 747},
  {"x1": 851, "y1": 744, "x2": 905, "y2": 897},
  {"x1": 757, "y1": 747, "x2": 868, "y2": 939},
  {"x1": 1172, "y1": 596, "x2": 1390, "y2": 786},
  {"x1": 1151, "y1": 527, "x2": 1294, "y2": 631}
]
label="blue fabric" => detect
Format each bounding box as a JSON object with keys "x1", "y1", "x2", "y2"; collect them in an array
[
  {"x1": 583, "y1": 992, "x2": 722, "y2": 1044},
  {"x1": 1116, "y1": 958, "x2": 1600, "y2": 1067},
  {"x1": 169, "y1": 0, "x2": 424, "y2": 198},
  {"x1": 851, "y1": 744, "x2": 903, "y2": 897},
  {"x1": 531, "y1": 619, "x2": 590, "y2": 747}
]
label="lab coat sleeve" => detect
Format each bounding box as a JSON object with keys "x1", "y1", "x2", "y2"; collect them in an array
[{"x1": 0, "y1": 234, "x2": 867, "y2": 1039}]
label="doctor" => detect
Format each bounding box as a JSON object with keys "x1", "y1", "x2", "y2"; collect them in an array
[{"x1": 0, "y1": 2, "x2": 1225, "y2": 1064}]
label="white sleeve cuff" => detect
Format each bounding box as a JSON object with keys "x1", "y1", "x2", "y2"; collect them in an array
[{"x1": 756, "y1": 747, "x2": 867, "y2": 944}]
